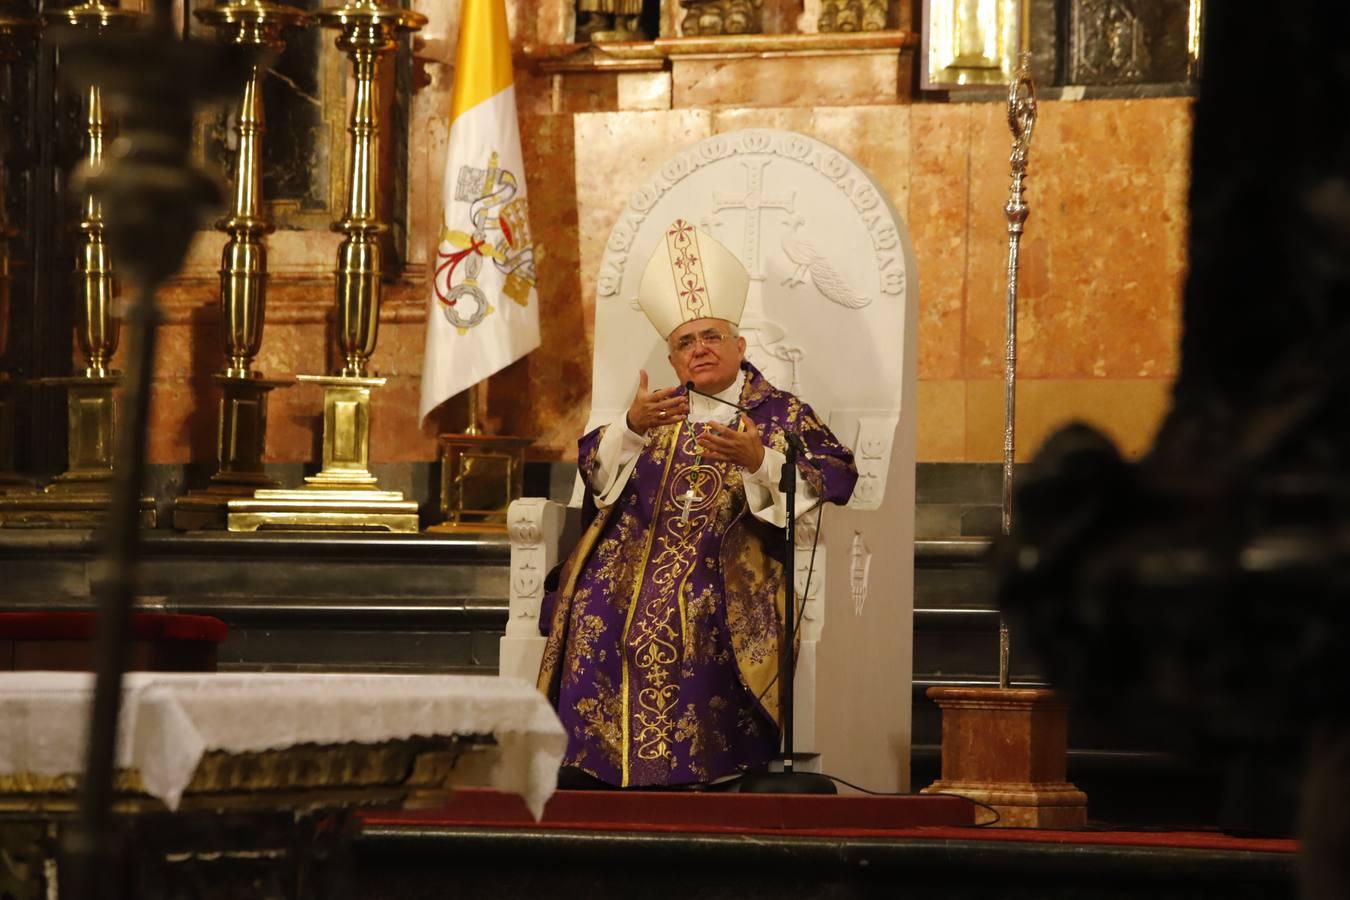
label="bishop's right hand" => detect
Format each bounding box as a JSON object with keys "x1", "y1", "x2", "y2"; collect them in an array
[{"x1": 626, "y1": 369, "x2": 689, "y2": 435}]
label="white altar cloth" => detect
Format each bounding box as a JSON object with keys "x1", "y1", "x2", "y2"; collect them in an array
[{"x1": 0, "y1": 672, "x2": 565, "y2": 817}]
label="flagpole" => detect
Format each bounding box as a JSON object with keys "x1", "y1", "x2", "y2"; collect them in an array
[
  {"x1": 467, "y1": 381, "x2": 485, "y2": 435},
  {"x1": 423, "y1": 0, "x2": 538, "y2": 531}
]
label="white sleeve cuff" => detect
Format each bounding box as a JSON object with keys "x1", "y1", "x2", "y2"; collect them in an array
[
  {"x1": 618, "y1": 420, "x2": 649, "y2": 453},
  {"x1": 590, "y1": 417, "x2": 649, "y2": 507},
  {"x1": 744, "y1": 445, "x2": 820, "y2": 528},
  {"x1": 745, "y1": 446, "x2": 785, "y2": 486}
]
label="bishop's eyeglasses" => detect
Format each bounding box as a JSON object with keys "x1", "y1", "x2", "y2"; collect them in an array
[{"x1": 671, "y1": 329, "x2": 732, "y2": 355}]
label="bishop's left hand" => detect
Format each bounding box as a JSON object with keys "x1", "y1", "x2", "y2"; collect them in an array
[{"x1": 699, "y1": 418, "x2": 766, "y2": 472}]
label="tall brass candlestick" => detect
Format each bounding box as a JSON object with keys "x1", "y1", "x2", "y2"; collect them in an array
[
  {"x1": 174, "y1": 0, "x2": 305, "y2": 530},
  {"x1": 63, "y1": 1, "x2": 139, "y2": 382},
  {"x1": 227, "y1": 0, "x2": 424, "y2": 532},
  {"x1": 0, "y1": 12, "x2": 39, "y2": 493},
  {"x1": 46, "y1": 1, "x2": 138, "y2": 491},
  {"x1": 0, "y1": 0, "x2": 156, "y2": 526},
  {"x1": 320, "y1": 0, "x2": 425, "y2": 379},
  {"x1": 205, "y1": 1, "x2": 308, "y2": 379},
  {"x1": 75, "y1": 83, "x2": 115, "y2": 378},
  {"x1": 998, "y1": 50, "x2": 1036, "y2": 689}
]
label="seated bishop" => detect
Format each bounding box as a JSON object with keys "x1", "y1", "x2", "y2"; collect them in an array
[{"x1": 537, "y1": 218, "x2": 859, "y2": 788}]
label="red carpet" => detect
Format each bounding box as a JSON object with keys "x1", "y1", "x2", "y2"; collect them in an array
[{"x1": 362, "y1": 788, "x2": 1297, "y2": 855}]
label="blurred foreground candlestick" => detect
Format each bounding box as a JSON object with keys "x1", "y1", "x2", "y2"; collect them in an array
[{"x1": 45, "y1": 13, "x2": 253, "y2": 895}]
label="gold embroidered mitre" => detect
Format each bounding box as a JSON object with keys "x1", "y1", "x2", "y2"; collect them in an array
[{"x1": 637, "y1": 219, "x2": 749, "y2": 338}]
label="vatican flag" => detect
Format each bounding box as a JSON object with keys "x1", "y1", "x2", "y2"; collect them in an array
[{"x1": 419, "y1": 0, "x2": 539, "y2": 424}]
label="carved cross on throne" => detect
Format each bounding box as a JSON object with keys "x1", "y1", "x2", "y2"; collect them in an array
[
  {"x1": 708, "y1": 158, "x2": 795, "y2": 282},
  {"x1": 705, "y1": 157, "x2": 799, "y2": 386}
]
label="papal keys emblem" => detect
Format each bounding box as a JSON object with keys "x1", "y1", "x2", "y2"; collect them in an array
[{"x1": 435, "y1": 150, "x2": 537, "y2": 333}]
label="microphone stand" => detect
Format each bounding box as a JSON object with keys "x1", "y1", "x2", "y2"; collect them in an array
[{"x1": 685, "y1": 382, "x2": 834, "y2": 794}]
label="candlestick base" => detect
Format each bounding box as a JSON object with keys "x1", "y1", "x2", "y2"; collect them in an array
[
  {"x1": 174, "y1": 374, "x2": 289, "y2": 530},
  {"x1": 0, "y1": 377, "x2": 30, "y2": 494},
  {"x1": 0, "y1": 375, "x2": 155, "y2": 527},
  {"x1": 226, "y1": 375, "x2": 418, "y2": 532}
]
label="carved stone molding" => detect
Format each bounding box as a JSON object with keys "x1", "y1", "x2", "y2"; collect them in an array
[
  {"x1": 506, "y1": 497, "x2": 566, "y2": 636},
  {"x1": 680, "y1": 0, "x2": 763, "y2": 36},
  {"x1": 818, "y1": 0, "x2": 888, "y2": 32},
  {"x1": 794, "y1": 511, "x2": 826, "y2": 640},
  {"x1": 850, "y1": 416, "x2": 892, "y2": 509},
  {"x1": 525, "y1": 29, "x2": 915, "y2": 109},
  {"x1": 152, "y1": 281, "x2": 429, "y2": 327},
  {"x1": 849, "y1": 529, "x2": 871, "y2": 615},
  {"x1": 524, "y1": 29, "x2": 914, "y2": 68},
  {"x1": 596, "y1": 130, "x2": 906, "y2": 310}
]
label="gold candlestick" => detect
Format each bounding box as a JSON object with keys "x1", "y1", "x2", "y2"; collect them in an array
[
  {"x1": 227, "y1": 0, "x2": 424, "y2": 533},
  {"x1": 0, "y1": 12, "x2": 39, "y2": 493},
  {"x1": 174, "y1": 0, "x2": 306, "y2": 530},
  {"x1": 0, "y1": 1, "x2": 156, "y2": 527},
  {"x1": 320, "y1": 0, "x2": 426, "y2": 379}
]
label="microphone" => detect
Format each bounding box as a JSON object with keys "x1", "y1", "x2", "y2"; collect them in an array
[
  {"x1": 684, "y1": 381, "x2": 750, "y2": 413},
  {"x1": 784, "y1": 430, "x2": 821, "y2": 469},
  {"x1": 685, "y1": 381, "x2": 821, "y2": 469}
]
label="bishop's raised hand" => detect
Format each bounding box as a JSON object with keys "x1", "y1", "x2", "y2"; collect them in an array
[
  {"x1": 699, "y1": 417, "x2": 766, "y2": 472},
  {"x1": 626, "y1": 369, "x2": 689, "y2": 435}
]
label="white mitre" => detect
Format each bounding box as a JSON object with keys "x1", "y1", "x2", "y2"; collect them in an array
[{"x1": 637, "y1": 218, "x2": 749, "y2": 338}]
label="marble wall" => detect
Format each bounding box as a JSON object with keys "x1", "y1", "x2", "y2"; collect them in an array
[{"x1": 126, "y1": 1, "x2": 1190, "y2": 468}]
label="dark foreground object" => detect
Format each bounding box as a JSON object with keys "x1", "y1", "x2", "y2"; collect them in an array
[{"x1": 355, "y1": 825, "x2": 1295, "y2": 900}]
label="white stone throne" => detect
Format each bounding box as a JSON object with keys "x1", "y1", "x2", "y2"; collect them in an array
[{"x1": 502, "y1": 128, "x2": 919, "y2": 791}]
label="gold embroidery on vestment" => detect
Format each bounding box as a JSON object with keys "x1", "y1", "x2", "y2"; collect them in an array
[
  {"x1": 619, "y1": 421, "x2": 683, "y2": 786},
  {"x1": 622, "y1": 422, "x2": 735, "y2": 784}
]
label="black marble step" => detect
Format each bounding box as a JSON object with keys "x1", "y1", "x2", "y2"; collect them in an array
[
  {"x1": 0, "y1": 529, "x2": 510, "y2": 672},
  {"x1": 0, "y1": 529, "x2": 509, "y2": 599},
  {"x1": 354, "y1": 825, "x2": 1294, "y2": 900}
]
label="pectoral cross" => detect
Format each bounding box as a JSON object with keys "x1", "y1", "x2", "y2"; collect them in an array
[
  {"x1": 677, "y1": 485, "x2": 703, "y2": 524},
  {"x1": 677, "y1": 463, "x2": 713, "y2": 524}
]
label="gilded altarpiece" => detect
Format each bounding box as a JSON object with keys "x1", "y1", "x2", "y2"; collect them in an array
[
  {"x1": 0, "y1": 9, "x2": 36, "y2": 485},
  {"x1": 1, "y1": 0, "x2": 80, "y2": 478},
  {"x1": 184, "y1": 0, "x2": 412, "y2": 272},
  {"x1": 1065, "y1": 0, "x2": 1198, "y2": 85},
  {"x1": 192, "y1": 0, "x2": 347, "y2": 233},
  {"x1": 0, "y1": 0, "x2": 1198, "y2": 478},
  {"x1": 156, "y1": 0, "x2": 418, "y2": 482}
]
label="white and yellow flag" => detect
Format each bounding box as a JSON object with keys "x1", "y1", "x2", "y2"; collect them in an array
[{"x1": 419, "y1": 0, "x2": 539, "y2": 424}]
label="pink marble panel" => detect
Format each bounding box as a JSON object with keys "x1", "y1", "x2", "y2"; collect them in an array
[
  {"x1": 908, "y1": 103, "x2": 970, "y2": 380},
  {"x1": 963, "y1": 98, "x2": 1192, "y2": 381}
]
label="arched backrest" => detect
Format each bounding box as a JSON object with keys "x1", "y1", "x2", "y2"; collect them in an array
[{"x1": 581, "y1": 128, "x2": 917, "y2": 511}]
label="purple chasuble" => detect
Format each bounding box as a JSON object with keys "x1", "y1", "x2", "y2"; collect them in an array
[{"x1": 538, "y1": 362, "x2": 857, "y2": 788}]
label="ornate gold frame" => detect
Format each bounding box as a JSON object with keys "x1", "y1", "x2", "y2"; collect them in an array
[
  {"x1": 920, "y1": 0, "x2": 1023, "y2": 89},
  {"x1": 189, "y1": 0, "x2": 347, "y2": 232}
]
